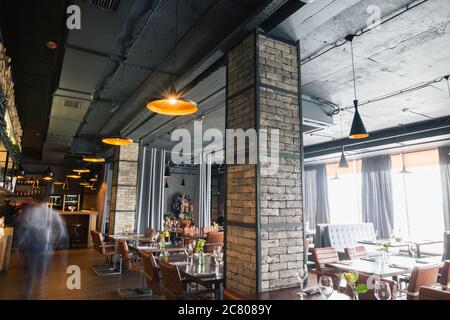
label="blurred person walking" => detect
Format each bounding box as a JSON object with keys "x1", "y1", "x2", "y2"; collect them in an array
[{"x1": 15, "y1": 195, "x2": 68, "y2": 299}]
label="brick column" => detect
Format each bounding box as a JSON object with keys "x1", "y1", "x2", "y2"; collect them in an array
[
  {"x1": 108, "y1": 143, "x2": 139, "y2": 235},
  {"x1": 225, "y1": 32, "x2": 304, "y2": 294}
]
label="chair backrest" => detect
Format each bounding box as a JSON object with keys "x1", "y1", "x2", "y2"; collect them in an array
[
  {"x1": 91, "y1": 230, "x2": 106, "y2": 255},
  {"x1": 223, "y1": 289, "x2": 254, "y2": 300},
  {"x1": 344, "y1": 246, "x2": 369, "y2": 260},
  {"x1": 202, "y1": 227, "x2": 215, "y2": 236},
  {"x1": 419, "y1": 286, "x2": 450, "y2": 300},
  {"x1": 326, "y1": 223, "x2": 376, "y2": 252},
  {"x1": 440, "y1": 261, "x2": 450, "y2": 289},
  {"x1": 118, "y1": 239, "x2": 132, "y2": 270},
  {"x1": 407, "y1": 264, "x2": 440, "y2": 300},
  {"x1": 344, "y1": 273, "x2": 397, "y2": 300},
  {"x1": 183, "y1": 227, "x2": 198, "y2": 236},
  {"x1": 141, "y1": 252, "x2": 161, "y2": 294},
  {"x1": 159, "y1": 260, "x2": 184, "y2": 299},
  {"x1": 312, "y1": 247, "x2": 339, "y2": 273},
  {"x1": 145, "y1": 228, "x2": 155, "y2": 238},
  {"x1": 180, "y1": 219, "x2": 191, "y2": 229}
]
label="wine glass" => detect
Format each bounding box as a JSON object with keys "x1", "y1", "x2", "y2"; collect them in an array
[
  {"x1": 318, "y1": 276, "x2": 334, "y2": 300},
  {"x1": 187, "y1": 240, "x2": 196, "y2": 262},
  {"x1": 212, "y1": 245, "x2": 223, "y2": 276},
  {"x1": 374, "y1": 281, "x2": 392, "y2": 300},
  {"x1": 295, "y1": 265, "x2": 309, "y2": 298},
  {"x1": 409, "y1": 244, "x2": 417, "y2": 259}
]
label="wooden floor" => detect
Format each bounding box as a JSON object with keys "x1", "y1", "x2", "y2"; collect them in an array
[
  {"x1": 0, "y1": 248, "x2": 163, "y2": 300},
  {"x1": 0, "y1": 248, "x2": 318, "y2": 300}
]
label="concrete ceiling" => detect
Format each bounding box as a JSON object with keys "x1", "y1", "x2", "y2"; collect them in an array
[{"x1": 270, "y1": 0, "x2": 450, "y2": 147}]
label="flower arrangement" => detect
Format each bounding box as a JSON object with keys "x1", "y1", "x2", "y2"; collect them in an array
[
  {"x1": 159, "y1": 229, "x2": 170, "y2": 250},
  {"x1": 377, "y1": 241, "x2": 391, "y2": 252},
  {"x1": 341, "y1": 271, "x2": 368, "y2": 300},
  {"x1": 123, "y1": 224, "x2": 132, "y2": 235},
  {"x1": 213, "y1": 222, "x2": 219, "y2": 231},
  {"x1": 195, "y1": 239, "x2": 206, "y2": 253}
]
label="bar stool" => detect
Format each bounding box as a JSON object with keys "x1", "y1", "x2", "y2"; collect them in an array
[{"x1": 69, "y1": 224, "x2": 82, "y2": 248}]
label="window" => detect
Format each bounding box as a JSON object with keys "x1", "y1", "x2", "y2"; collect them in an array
[
  {"x1": 391, "y1": 149, "x2": 444, "y2": 241},
  {"x1": 326, "y1": 160, "x2": 362, "y2": 224}
]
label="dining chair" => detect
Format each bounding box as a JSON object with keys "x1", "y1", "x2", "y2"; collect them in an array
[
  {"x1": 117, "y1": 239, "x2": 143, "y2": 273},
  {"x1": 204, "y1": 231, "x2": 224, "y2": 253},
  {"x1": 439, "y1": 260, "x2": 450, "y2": 289},
  {"x1": 138, "y1": 228, "x2": 155, "y2": 246},
  {"x1": 89, "y1": 230, "x2": 120, "y2": 276},
  {"x1": 398, "y1": 264, "x2": 440, "y2": 300},
  {"x1": 344, "y1": 246, "x2": 369, "y2": 260},
  {"x1": 159, "y1": 260, "x2": 212, "y2": 300},
  {"x1": 223, "y1": 288, "x2": 254, "y2": 300},
  {"x1": 312, "y1": 247, "x2": 341, "y2": 288},
  {"x1": 419, "y1": 286, "x2": 450, "y2": 300},
  {"x1": 343, "y1": 273, "x2": 397, "y2": 300},
  {"x1": 202, "y1": 227, "x2": 215, "y2": 236},
  {"x1": 116, "y1": 239, "x2": 147, "y2": 298},
  {"x1": 141, "y1": 252, "x2": 162, "y2": 295},
  {"x1": 183, "y1": 227, "x2": 198, "y2": 236}
]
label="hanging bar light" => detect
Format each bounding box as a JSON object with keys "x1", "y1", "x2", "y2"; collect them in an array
[
  {"x1": 146, "y1": 0, "x2": 197, "y2": 116},
  {"x1": 180, "y1": 176, "x2": 186, "y2": 187},
  {"x1": 165, "y1": 180, "x2": 169, "y2": 189},
  {"x1": 42, "y1": 166, "x2": 54, "y2": 181},
  {"x1": 83, "y1": 155, "x2": 106, "y2": 163},
  {"x1": 164, "y1": 164, "x2": 171, "y2": 178},
  {"x1": 63, "y1": 178, "x2": 70, "y2": 190},
  {"x1": 346, "y1": 35, "x2": 369, "y2": 139},
  {"x1": 73, "y1": 168, "x2": 90, "y2": 174},
  {"x1": 102, "y1": 136, "x2": 133, "y2": 146}
]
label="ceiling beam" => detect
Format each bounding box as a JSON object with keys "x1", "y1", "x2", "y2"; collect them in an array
[{"x1": 304, "y1": 116, "x2": 450, "y2": 158}]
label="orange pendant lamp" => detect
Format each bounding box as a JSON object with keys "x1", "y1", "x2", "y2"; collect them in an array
[
  {"x1": 102, "y1": 136, "x2": 133, "y2": 146},
  {"x1": 83, "y1": 155, "x2": 106, "y2": 163},
  {"x1": 147, "y1": 0, "x2": 197, "y2": 116}
]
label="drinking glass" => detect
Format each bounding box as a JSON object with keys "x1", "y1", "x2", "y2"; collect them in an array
[
  {"x1": 374, "y1": 281, "x2": 392, "y2": 300},
  {"x1": 409, "y1": 244, "x2": 417, "y2": 259},
  {"x1": 318, "y1": 276, "x2": 334, "y2": 300},
  {"x1": 295, "y1": 265, "x2": 309, "y2": 298},
  {"x1": 187, "y1": 240, "x2": 196, "y2": 262}
]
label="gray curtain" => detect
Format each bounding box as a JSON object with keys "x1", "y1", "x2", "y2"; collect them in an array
[
  {"x1": 438, "y1": 146, "x2": 450, "y2": 230},
  {"x1": 136, "y1": 147, "x2": 165, "y2": 233},
  {"x1": 361, "y1": 155, "x2": 394, "y2": 239},
  {"x1": 198, "y1": 153, "x2": 212, "y2": 231},
  {"x1": 304, "y1": 164, "x2": 330, "y2": 227}
]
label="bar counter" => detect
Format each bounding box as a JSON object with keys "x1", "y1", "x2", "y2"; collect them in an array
[{"x1": 58, "y1": 211, "x2": 98, "y2": 248}]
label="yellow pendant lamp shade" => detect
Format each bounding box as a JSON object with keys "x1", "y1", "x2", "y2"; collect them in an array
[
  {"x1": 83, "y1": 155, "x2": 106, "y2": 163},
  {"x1": 146, "y1": 97, "x2": 197, "y2": 116},
  {"x1": 67, "y1": 174, "x2": 81, "y2": 179},
  {"x1": 73, "y1": 168, "x2": 90, "y2": 173},
  {"x1": 102, "y1": 137, "x2": 134, "y2": 146}
]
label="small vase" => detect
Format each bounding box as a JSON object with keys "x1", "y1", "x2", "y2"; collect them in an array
[
  {"x1": 199, "y1": 250, "x2": 205, "y2": 265},
  {"x1": 352, "y1": 290, "x2": 359, "y2": 300},
  {"x1": 159, "y1": 241, "x2": 165, "y2": 250}
]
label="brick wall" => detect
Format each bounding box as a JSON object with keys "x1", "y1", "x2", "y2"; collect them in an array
[
  {"x1": 108, "y1": 143, "x2": 139, "y2": 234},
  {"x1": 225, "y1": 33, "x2": 304, "y2": 294}
]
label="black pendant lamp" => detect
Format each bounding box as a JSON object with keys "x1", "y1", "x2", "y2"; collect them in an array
[
  {"x1": 180, "y1": 176, "x2": 186, "y2": 187},
  {"x1": 42, "y1": 166, "x2": 54, "y2": 181},
  {"x1": 338, "y1": 110, "x2": 349, "y2": 168},
  {"x1": 339, "y1": 147, "x2": 349, "y2": 168},
  {"x1": 15, "y1": 165, "x2": 25, "y2": 179},
  {"x1": 346, "y1": 35, "x2": 369, "y2": 139},
  {"x1": 164, "y1": 165, "x2": 171, "y2": 178},
  {"x1": 165, "y1": 180, "x2": 169, "y2": 189}
]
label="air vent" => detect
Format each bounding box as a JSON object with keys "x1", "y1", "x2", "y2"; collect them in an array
[
  {"x1": 63, "y1": 99, "x2": 82, "y2": 109},
  {"x1": 89, "y1": 0, "x2": 120, "y2": 11}
]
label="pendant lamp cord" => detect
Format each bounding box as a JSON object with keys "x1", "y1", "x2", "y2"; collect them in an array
[
  {"x1": 339, "y1": 109, "x2": 344, "y2": 150},
  {"x1": 350, "y1": 39, "x2": 358, "y2": 102},
  {"x1": 172, "y1": 0, "x2": 179, "y2": 91}
]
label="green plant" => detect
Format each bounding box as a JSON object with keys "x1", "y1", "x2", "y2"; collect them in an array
[{"x1": 341, "y1": 271, "x2": 368, "y2": 300}]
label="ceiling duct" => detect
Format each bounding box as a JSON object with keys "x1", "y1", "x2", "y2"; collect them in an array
[
  {"x1": 302, "y1": 95, "x2": 334, "y2": 134},
  {"x1": 89, "y1": 0, "x2": 121, "y2": 11}
]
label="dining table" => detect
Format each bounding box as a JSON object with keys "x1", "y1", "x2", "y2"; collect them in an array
[
  {"x1": 358, "y1": 239, "x2": 444, "y2": 258},
  {"x1": 257, "y1": 287, "x2": 350, "y2": 300},
  {"x1": 158, "y1": 254, "x2": 224, "y2": 300},
  {"x1": 325, "y1": 254, "x2": 443, "y2": 280},
  {"x1": 129, "y1": 243, "x2": 187, "y2": 255}
]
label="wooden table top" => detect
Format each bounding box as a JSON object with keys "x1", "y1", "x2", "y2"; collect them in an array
[{"x1": 257, "y1": 287, "x2": 350, "y2": 300}]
